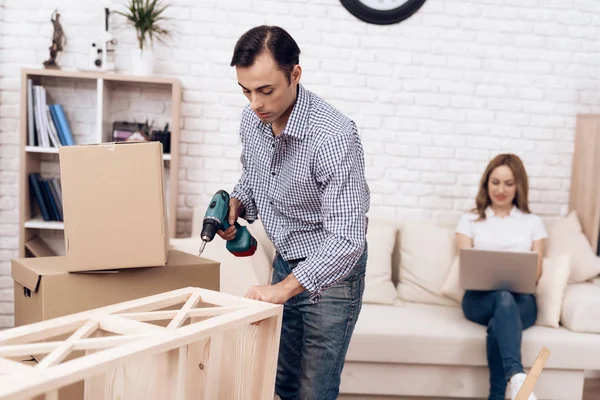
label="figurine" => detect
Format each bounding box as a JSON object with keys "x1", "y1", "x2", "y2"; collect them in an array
[{"x1": 43, "y1": 9, "x2": 67, "y2": 69}]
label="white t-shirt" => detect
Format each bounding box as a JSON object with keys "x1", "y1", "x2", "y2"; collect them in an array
[{"x1": 456, "y1": 206, "x2": 547, "y2": 252}]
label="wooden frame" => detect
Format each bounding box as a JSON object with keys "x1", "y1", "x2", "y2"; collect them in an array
[
  {"x1": 19, "y1": 68, "x2": 182, "y2": 258},
  {"x1": 569, "y1": 114, "x2": 600, "y2": 255},
  {"x1": 0, "y1": 287, "x2": 282, "y2": 400}
]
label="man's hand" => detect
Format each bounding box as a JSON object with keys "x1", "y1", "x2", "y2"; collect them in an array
[
  {"x1": 217, "y1": 197, "x2": 244, "y2": 241},
  {"x1": 245, "y1": 274, "x2": 305, "y2": 304}
]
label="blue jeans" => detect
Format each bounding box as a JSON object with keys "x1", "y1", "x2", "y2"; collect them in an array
[
  {"x1": 462, "y1": 290, "x2": 537, "y2": 400},
  {"x1": 271, "y1": 247, "x2": 367, "y2": 400}
]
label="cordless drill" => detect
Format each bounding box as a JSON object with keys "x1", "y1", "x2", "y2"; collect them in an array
[{"x1": 198, "y1": 190, "x2": 258, "y2": 257}]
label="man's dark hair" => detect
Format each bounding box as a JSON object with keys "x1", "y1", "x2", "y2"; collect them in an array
[{"x1": 230, "y1": 25, "x2": 301, "y2": 84}]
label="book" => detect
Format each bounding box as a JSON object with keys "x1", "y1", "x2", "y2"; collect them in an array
[
  {"x1": 29, "y1": 173, "x2": 50, "y2": 221},
  {"x1": 50, "y1": 104, "x2": 75, "y2": 146},
  {"x1": 27, "y1": 79, "x2": 36, "y2": 146}
]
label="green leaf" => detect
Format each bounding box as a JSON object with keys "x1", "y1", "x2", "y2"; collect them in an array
[{"x1": 117, "y1": 0, "x2": 172, "y2": 50}]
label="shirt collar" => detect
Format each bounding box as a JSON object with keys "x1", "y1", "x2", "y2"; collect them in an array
[
  {"x1": 260, "y1": 83, "x2": 310, "y2": 140},
  {"x1": 485, "y1": 205, "x2": 525, "y2": 219}
]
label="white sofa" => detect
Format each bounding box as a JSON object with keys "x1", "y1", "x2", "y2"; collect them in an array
[{"x1": 170, "y1": 208, "x2": 600, "y2": 400}]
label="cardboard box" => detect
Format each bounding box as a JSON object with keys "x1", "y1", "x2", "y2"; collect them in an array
[
  {"x1": 58, "y1": 142, "x2": 169, "y2": 272},
  {"x1": 12, "y1": 249, "x2": 219, "y2": 326},
  {"x1": 11, "y1": 249, "x2": 219, "y2": 399}
]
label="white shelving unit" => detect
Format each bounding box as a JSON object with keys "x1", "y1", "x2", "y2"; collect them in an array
[{"x1": 19, "y1": 68, "x2": 182, "y2": 258}]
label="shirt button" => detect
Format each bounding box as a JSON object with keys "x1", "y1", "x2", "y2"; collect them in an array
[
  {"x1": 271, "y1": 171, "x2": 276, "y2": 176},
  {"x1": 272, "y1": 143, "x2": 275, "y2": 148}
]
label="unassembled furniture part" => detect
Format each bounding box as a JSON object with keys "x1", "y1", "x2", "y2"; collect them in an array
[
  {"x1": 0, "y1": 287, "x2": 282, "y2": 400},
  {"x1": 515, "y1": 346, "x2": 551, "y2": 400}
]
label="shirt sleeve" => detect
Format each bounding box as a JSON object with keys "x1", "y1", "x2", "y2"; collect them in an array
[
  {"x1": 292, "y1": 124, "x2": 369, "y2": 303},
  {"x1": 456, "y1": 213, "x2": 474, "y2": 238},
  {"x1": 532, "y1": 214, "x2": 548, "y2": 241},
  {"x1": 230, "y1": 111, "x2": 258, "y2": 222}
]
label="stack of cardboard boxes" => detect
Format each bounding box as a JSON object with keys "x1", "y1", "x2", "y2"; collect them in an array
[{"x1": 11, "y1": 142, "x2": 220, "y2": 399}]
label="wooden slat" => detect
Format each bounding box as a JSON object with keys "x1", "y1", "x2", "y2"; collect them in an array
[
  {"x1": 0, "y1": 357, "x2": 34, "y2": 374},
  {"x1": 175, "y1": 346, "x2": 187, "y2": 400},
  {"x1": 167, "y1": 292, "x2": 202, "y2": 330},
  {"x1": 196, "y1": 288, "x2": 277, "y2": 308},
  {"x1": 117, "y1": 306, "x2": 242, "y2": 322},
  {"x1": 254, "y1": 314, "x2": 283, "y2": 399},
  {"x1": 0, "y1": 334, "x2": 151, "y2": 358},
  {"x1": 203, "y1": 333, "x2": 224, "y2": 400},
  {"x1": 168, "y1": 81, "x2": 182, "y2": 238},
  {"x1": 99, "y1": 316, "x2": 164, "y2": 335},
  {"x1": 36, "y1": 320, "x2": 99, "y2": 369},
  {"x1": 515, "y1": 347, "x2": 551, "y2": 400},
  {"x1": 0, "y1": 320, "x2": 86, "y2": 347}
]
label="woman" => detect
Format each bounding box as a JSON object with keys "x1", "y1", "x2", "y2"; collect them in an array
[{"x1": 456, "y1": 153, "x2": 547, "y2": 400}]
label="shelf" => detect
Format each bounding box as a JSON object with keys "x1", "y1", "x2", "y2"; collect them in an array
[
  {"x1": 27, "y1": 146, "x2": 172, "y2": 161},
  {"x1": 24, "y1": 218, "x2": 64, "y2": 230},
  {"x1": 25, "y1": 146, "x2": 59, "y2": 154},
  {"x1": 22, "y1": 68, "x2": 180, "y2": 86}
]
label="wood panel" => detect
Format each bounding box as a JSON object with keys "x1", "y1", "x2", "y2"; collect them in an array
[{"x1": 569, "y1": 115, "x2": 600, "y2": 254}]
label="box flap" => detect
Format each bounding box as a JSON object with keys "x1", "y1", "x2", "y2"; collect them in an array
[{"x1": 11, "y1": 257, "x2": 66, "y2": 292}]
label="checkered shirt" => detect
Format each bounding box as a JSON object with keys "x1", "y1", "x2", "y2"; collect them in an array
[{"x1": 231, "y1": 84, "x2": 370, "y2": 303}]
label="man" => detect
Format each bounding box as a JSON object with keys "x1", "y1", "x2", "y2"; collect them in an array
[{"x1": 218, "y1": 25, "x2": 370, "y2": 400}]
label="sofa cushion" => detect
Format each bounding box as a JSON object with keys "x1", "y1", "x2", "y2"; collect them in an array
[
  {"x1": 546, "y1": 211, "x2": 600, "y2": 283},
  {"x1": 396, "y1": 217, "x2": 458, "y2": 307},
  {"x1": 440, "y1": 256, "x2": 462, "y2": 303},
  {"x1": 363, "y1": 218, "x2": 400, "y2": 305},
  {"x1": 534, "y1": 254, "x2": 571, "y2": 328},
  {"x1": 346, "y1": 303, "x2": 600, "y2": 370},
  {"x1": 561, "y1": 283, "x2": 600, "y2": 333}
]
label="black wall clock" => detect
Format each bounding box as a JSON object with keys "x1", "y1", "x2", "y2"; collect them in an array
[{"x1": 340, "y1": 0, "x2": 428, "y2": 25}]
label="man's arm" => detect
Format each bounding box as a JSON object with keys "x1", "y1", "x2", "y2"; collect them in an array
[
  {"x1": 292, "y1": 124, "x2": 369, "y2": 302},
  {"x1": 230, "y1": 153, "x2": 258, "y2": 222},
  {"x1": 230, "y1": 114, "x2": 258, "y2": 222}
]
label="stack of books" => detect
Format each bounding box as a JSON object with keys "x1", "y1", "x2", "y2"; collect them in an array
[
  {"x1": 28, "y1": 173, "x2": 62, "y2": 222},
  {"x1": 27, "y1": 79, "x2": 75, "y2": 148}
]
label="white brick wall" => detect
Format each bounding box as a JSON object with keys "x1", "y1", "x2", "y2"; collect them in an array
[{"x1": 1, "y1": 0, "x2": 600, "y2": 328}]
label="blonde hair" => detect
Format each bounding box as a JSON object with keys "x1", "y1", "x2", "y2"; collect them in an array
[{"x1": 473, "y1": 153, "x2": 530, "y2": 220}]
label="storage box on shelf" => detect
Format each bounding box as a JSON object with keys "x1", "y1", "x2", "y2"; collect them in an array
[{"x1": 19, "y1": 68, "x2": 182, "y2": 258}]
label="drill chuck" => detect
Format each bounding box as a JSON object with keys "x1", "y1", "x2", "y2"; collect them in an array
[{"x1": 200, "y1": 217, "x2": 220, "y2": 242}]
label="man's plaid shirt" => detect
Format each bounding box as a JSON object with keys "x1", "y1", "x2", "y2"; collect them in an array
[{"x1": 231, "y1": 84, "x2": 370, "y2": 302}]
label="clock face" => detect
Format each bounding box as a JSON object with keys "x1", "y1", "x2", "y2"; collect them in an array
[{"x1": 340, "y1": 0, "x2": 428, "y2": 25}]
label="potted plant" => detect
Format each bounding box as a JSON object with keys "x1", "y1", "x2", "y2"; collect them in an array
[{"x1": 116, "y1": 0, "x2": 171, "y2": 76}]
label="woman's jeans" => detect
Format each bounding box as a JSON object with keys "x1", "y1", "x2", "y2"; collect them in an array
[
  {"x1": 462, "y1": 290, "x2": 537, "y2": 400},
  {"x1": 271, "y1": 247, "x2": 367, "y2": 400}
]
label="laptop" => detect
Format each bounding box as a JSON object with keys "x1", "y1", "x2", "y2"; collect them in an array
[{"x1": 459, "y1": 248, "x2": 538, "y2": 294}]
